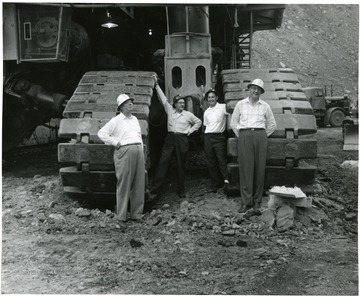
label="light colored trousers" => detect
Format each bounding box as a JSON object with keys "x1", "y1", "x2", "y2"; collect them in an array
[
  {"x1": 237, "y1": 129, "x2": 268, "y2": 206},
  {"x1": 114, "y1": 144, "x2": 145, "y2": 221}
]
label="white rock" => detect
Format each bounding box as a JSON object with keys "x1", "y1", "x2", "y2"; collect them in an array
[
  {"x1": 340, "y1": 160, "x2": 358, "y2": 168},
  {"x1": 49, "y1": 213, "x2": 66, "y2": 223},
  {"x1": 276, "y1": 204, "x2": 294, "y2": 232}
]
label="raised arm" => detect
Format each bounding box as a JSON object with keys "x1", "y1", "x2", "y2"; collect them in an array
[{"x1": 153, "y1": 75, "x2": 172, "y2": 113}]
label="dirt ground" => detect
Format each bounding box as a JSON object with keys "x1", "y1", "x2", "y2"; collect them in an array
[{"x1": 1, "y1": 127, "x2": 358, "y2": 295}]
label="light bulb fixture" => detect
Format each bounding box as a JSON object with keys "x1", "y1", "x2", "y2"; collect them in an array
[
  {"x1": 148, "y1": 28, "x2": 152, "y2": 36},
  {"x1": 101, "y1": 10, "x2": 118, "y2": 28}
]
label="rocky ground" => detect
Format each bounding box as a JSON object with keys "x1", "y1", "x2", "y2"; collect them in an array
[{"x1": 1, "y1": 127, "x2": 358, "y2": 294}]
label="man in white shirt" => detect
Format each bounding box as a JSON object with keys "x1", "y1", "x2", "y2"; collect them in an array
[
  {"x1": 150, "y1": 76, "x2": 202, "y2": 199},
  {"x1": 230, "y1": 78, "x2": 276, "y2": 212},
  {"x1": 203, "y1": 89, "x2": 229, "y2": 190},
  {"x1": 97, "y1": 94, "x2": 145, "y2": 229}
]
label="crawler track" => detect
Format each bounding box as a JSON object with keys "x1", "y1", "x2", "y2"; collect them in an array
[
  {"x1": 221, "y1": 68, "x2": 318, "y2": 193},
  {"x1": 58, "y1": 71, "x2": 155, "y2": 199}
]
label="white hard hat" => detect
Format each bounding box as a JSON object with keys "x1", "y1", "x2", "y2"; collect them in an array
[
  {"x1": 247, "y1": 78, "x2": 265, "y2": 94},
  {"x1": 116, "y1": 94, "x2": 134, "y2": 107}
]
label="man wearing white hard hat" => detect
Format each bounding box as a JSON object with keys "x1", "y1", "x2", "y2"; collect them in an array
[
  {"x1": 98, "y1": 94, "x2": 145, "y2": 229},
  {"x1": 230, "y1": 78, "x2": 276, "y2": 213}
]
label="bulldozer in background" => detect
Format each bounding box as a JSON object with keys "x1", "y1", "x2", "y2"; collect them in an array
[
  {"x1": 3, "y1": 3, "x2": 318, "y2": 199},
  {"x1": 303, "y1": 86, "x2": 352, "y2": 128},
  {"x1": 303, "y1": 86, "x2": 358, "y2": 150}
]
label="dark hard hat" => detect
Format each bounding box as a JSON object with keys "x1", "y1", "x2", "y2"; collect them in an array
[
  {"x1": 204, "y1": 89, "x2": 218, "y2": 101},
  {"x1": 173, "y1": 94, "x2": 185, "y2": 108}
]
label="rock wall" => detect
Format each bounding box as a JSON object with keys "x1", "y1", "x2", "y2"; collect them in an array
[{"x1": 252, "y1": 4, "x2": 358, "y2": 104}]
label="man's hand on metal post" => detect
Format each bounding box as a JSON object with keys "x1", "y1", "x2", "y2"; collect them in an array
[{"x1": 153, "y1": 74, "x2": 158, "y2": 87}]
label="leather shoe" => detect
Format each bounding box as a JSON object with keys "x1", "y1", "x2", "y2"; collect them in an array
[
  {"x1": 131, "y1": 218, "x2": 143, "y2": 223},
  {"x1": 147, "y1": 192, "x2": 158, "y2": 203},
  {"x1": 238, "y1": 204, "x2": 252, "y2": 213},
  {"x1": 253, "y1": 203, "x2": 261, "y2": 210},
  {"x1": 178, "y1": 192, "x2": 187, "y2": 198},
  {"x1": 115, "y1": 220, "x2": 127, "y2": 231}
]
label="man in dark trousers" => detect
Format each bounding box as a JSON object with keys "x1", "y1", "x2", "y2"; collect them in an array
[
  {"x1": 98, "y1": 94, "x2": 145, "y2": 229},
  {"x1": 230, "y1": 78, "x2": 276, "y2": 212},
  {"x1": 150, "y1": 75, "x2": 202, "y2": 199},
  {"x1": 203, "y1": 89, "x2": 229, "y2": 190}
]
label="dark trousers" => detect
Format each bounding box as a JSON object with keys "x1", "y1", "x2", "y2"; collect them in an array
[
  {"x1": 237, "y1": 129, "x2": 267, "y2": 206},
  {"x1": 204, "y1": 133, "x2": 228, "y2": 186},
  {"x1": 151, "y1": 133, "x2": 189, "y2": 195}
]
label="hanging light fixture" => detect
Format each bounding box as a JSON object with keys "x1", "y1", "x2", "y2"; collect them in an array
[{"x1": 101, "y1": 10, "x2": 118, "y2": 28}]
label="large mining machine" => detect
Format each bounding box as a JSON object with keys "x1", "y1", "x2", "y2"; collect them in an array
[{"x1": 3, "y1": 3, "x2": 318, "y2": 199}]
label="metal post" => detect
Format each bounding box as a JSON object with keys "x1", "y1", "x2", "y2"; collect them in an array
[
  {"x1": 185, "y1": 6, "x2": 190, "y2": 54},
  {"x1": 249, "y1": 10, "x2": 253, "y2": 69}
]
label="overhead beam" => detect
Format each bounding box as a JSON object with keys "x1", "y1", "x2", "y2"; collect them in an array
[{"x1": 237, "y1": 4, "x2": 286, "y2": 11}]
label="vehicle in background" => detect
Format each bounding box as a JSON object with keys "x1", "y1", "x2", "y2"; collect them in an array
[
  {"x1": 303, "y1": 86, "x2": 352, "y2": 127},
  {"x1": 343, "y1": 102, "x2": 358, "y2": 151}
]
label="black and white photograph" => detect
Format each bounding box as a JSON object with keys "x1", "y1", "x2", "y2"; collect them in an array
[{"x1": 1, "y1": 2, "x2": 358, "y2": 295}]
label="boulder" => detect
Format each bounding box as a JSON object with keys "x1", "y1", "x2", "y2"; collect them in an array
[
  {"x1": 259, "y1": 209, "x2": 276, "y2": 228},
  {"x1": 276, "y1": 204, "x2": 295, "y2": 232}
]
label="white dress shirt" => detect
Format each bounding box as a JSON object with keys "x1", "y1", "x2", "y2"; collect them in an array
[
  {"x1": 97, "y1": 113, "x2": 142, "y2": 147},
  {"x1": 203, "y1": 102, "x2": 228, "y2": 133},
  {"x1": 230, "y1": 97, "x2": 277, "y2": 137}
]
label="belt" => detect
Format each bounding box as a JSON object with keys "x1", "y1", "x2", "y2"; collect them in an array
[
  {"x1": 205, "y1": 132, "x2": 225, "y2": 135},
  {"x1": 121, "y1": 142, "x2": 142, "y2": 147},
  {"x1": 168, "y1": 132, "x2": 187, "y2": 135},
  {"x1": 240, "y1": 128, "x2": 265, "y2": 131}
]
